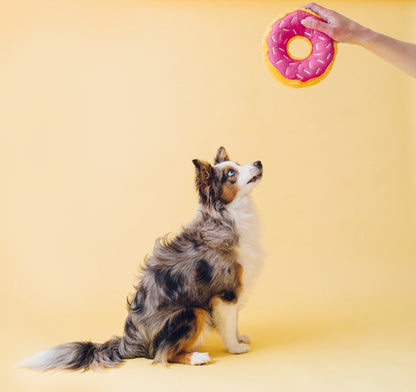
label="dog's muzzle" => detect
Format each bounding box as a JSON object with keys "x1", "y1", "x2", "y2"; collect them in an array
[{"x1": 247, "y1": 161, "x2": 263, "y2": 184}]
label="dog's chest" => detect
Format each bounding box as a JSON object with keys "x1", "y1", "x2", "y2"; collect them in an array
[{"x1": 227, "y1": 198, "x2": 263, "y2": 288}]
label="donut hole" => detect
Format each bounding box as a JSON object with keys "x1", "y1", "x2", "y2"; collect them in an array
[{"x1": 287, "y1": 36, "x2": 313, "y2": 61}]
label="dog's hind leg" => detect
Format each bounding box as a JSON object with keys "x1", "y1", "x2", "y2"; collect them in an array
[
  {"x1": 169, "y1": 351, "x2": 211, "y2": 366},
  {"x1": 153, "y1": 308, "x2": 211, "y2": 366}
]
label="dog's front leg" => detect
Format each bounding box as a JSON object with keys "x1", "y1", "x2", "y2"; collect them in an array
[
  {"x1": 211, "y1": 299, "x2": 249, "y2": 354},
  {"x1": 237, "y1": 327, "x2": 250, "y2": 344}
]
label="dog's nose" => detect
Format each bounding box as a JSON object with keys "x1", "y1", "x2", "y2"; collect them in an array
[{"x1": 253, "y1": 161, "x2": 262, "y2": 169}]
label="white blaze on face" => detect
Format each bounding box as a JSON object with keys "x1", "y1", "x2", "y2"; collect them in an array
[
  {"x1": 215, "y1": 161, "x2": 262, "y2": 199},
  {"x1": 236, "y1": 162, "x2": 262, "y2": 196}
]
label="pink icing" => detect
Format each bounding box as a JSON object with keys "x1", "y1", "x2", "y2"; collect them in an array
[{"x1": 267, "y1": 10, "x2": 335, "y2": 82}]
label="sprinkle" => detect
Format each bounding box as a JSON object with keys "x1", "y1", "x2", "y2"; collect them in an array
[
  {"x1": 279, "y1": 21, "x2": 284, "y2": 28},
  {"x1": 327, "y1": 53, "x2": 332, "y2": 60},
  {"x1": 315, "y1": 43, "x2": 319, "y2": 50},
  {"x1": 283, "y1": 28, "x2": 290, "y2": 32},
  {"x1": 317, "y1": 59, "x2": 324, "y2": 64},
  {"x1": 275, "y1": 59, "x2": 283, "y2": 65},
  {"x1": 326, "y1": 43, "x2": 332, "y2": 49},
  {"x1": 318, "y1": 36, "x2": 325, "y2": 41},
  {"x1": 279, "y1": 33, "x2": 282, "y2": 42},
  {"x1": 291, "y1": 16, "x2": 296, "y2": 24},
  {"x1": 285, "y1": 67, "x2": 289, "y2": 75},
  {"x1": 271, "y1": 35, "x2": 276, "y2": 43},
  {"x1": 313, "y1": 53, "x2": 321, "y2": 56},
  {"x1": 283, "y1": 55, "x2": 290, "y2": 60},
  {"x1": 289, "y1": 62, "x2": 296, "y2": 66},
  {"x1": 284, "y1": 39, "x2": 288, "y2": 44},
  {"x1": 272, "y1": 47, "x2": 275, "y2": 54},
  {"x1": 316, "y1": 67, "x2": 321, "y2": 74},
  {"x1": 293, "y1": 29, "x2": 297, "y2": 35},
  {"x1": 304, "y1": 31, "x2": 311, "y2": 37},
  {"x1": 296, "y1": 73, "x2": 303, "y2": 79},
  {"x1": 304, "y1": 70, "x2": 311, "y2": 75},
  {"x1": 278, "y1": 47, "x2": 285, "y2": 52}
]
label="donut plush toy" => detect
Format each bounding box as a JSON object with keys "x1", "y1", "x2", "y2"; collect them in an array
[{"x1": 262, "y1": 9, "x2": 337, "y2": 88}]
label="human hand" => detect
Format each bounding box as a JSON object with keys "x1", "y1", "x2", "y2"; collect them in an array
[
  {"x1": 301, "y1": 3, "x2": 367, "y2": 44},
  {"x1": 301, "y1": 2, "x2": 416, "y2": 78}
]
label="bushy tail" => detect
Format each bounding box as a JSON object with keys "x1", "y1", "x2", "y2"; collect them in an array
[{"x1": 19, "y1": 336, "x2": 137, "y2": 372}]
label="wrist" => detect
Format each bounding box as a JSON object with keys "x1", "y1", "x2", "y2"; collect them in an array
[{"x1": 353, "y1": 25, "x2": 378, "y2": 47}]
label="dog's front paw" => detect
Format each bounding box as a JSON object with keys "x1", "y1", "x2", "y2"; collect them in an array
[
  {"x1": 227, "y1": 342, "x2": 250, "y2": 355},
  {"x1": 238, "y1": 334, "x2": 250, "y2": 344}
]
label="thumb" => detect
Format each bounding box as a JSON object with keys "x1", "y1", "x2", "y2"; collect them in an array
[{"x1": 301, "y1": 17, "x2": 331, "y2": 35}]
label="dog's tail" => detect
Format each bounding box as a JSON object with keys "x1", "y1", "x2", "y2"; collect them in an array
[{"x1": 19, "y1": 335, "x2": 141, "y2": 372}]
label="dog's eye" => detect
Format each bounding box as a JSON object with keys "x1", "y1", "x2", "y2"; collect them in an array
[{"x1": 228, "y1": 169, "x2": 235, "y2": 177}]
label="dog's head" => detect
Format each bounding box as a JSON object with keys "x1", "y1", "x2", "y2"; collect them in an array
[{"x1": 193, "y1": 147, "x2": 263, "y2": 208}]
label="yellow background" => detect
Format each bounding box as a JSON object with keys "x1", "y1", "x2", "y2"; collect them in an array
[{"x1": 1, "y1": 0, "x2": 415, "y2": 391}]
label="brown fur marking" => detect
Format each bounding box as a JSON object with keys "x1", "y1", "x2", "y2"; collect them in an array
[
  {"x1": 220, "y1": 182, "x2": 239, "y2": 203},
  {"x1": 219, "y1": 165, "x2": 239, "y2": 203},
  {"x1": 169, "y1": 352, "x2": 194, "y2": 365},
  {"x1": 182, "y1": 308, "x2": 209, "y2": 352},
  {"x1": 167, "y1": 308, "x2": 209, "y2": 364}
]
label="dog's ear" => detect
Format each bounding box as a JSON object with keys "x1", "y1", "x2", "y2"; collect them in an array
[
  {"x1": 214, "y1": 146, "x2": 230, "y2": 164},
  {"x1": 192, "y1": 159, "x2": 213, "y2": 186}
]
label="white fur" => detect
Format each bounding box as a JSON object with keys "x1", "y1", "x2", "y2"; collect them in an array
[
  {"x1": 18, "y1": 344, "x2": 89, "y2": 371},
  {"x1": 237, "y1": 333, "x2": 250, "y2": 344},
  {"x1": 211, "y1": 299, "x2": 251, "y2": 354},
  {"x1": 211, "y1": 300, "x2": 239, "y2": 353},
  {"x1": 18, "y1": 346, "x2": 63, "y2": 370},
  {"x1": 190, "y1": 352, "x2": 211, "y2": 365},
  {"x1": 212, "y1": 161, "x2": 264, "y2": 354},
  {"x1": 226, "y1": 173, "x2": 265, "y2": 292}
]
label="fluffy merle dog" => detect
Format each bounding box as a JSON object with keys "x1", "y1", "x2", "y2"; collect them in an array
[{"x1": 20, "y1": 147, "x2": 264, "y2": 370}]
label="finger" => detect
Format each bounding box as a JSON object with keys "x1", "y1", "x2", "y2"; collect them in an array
[
  {"x1": 302, "y1": 3, "x2": 331, "y2": 22},
  {"x1": 301, "y1": 17, "x2": 332, "y2": 36}
]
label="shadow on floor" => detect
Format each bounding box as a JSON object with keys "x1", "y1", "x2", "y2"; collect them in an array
[{"x1": 201, "y1": 308, "x2": 395, "y2": 357}]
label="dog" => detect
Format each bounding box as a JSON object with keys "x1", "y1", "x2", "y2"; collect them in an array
[{"x1": 20, "y1": 147, "x2": 264, "y2": 370}]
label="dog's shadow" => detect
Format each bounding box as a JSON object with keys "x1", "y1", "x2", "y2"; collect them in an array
[{"x1": 200, "y1": 314, "x2": 379, "y2": 359}]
